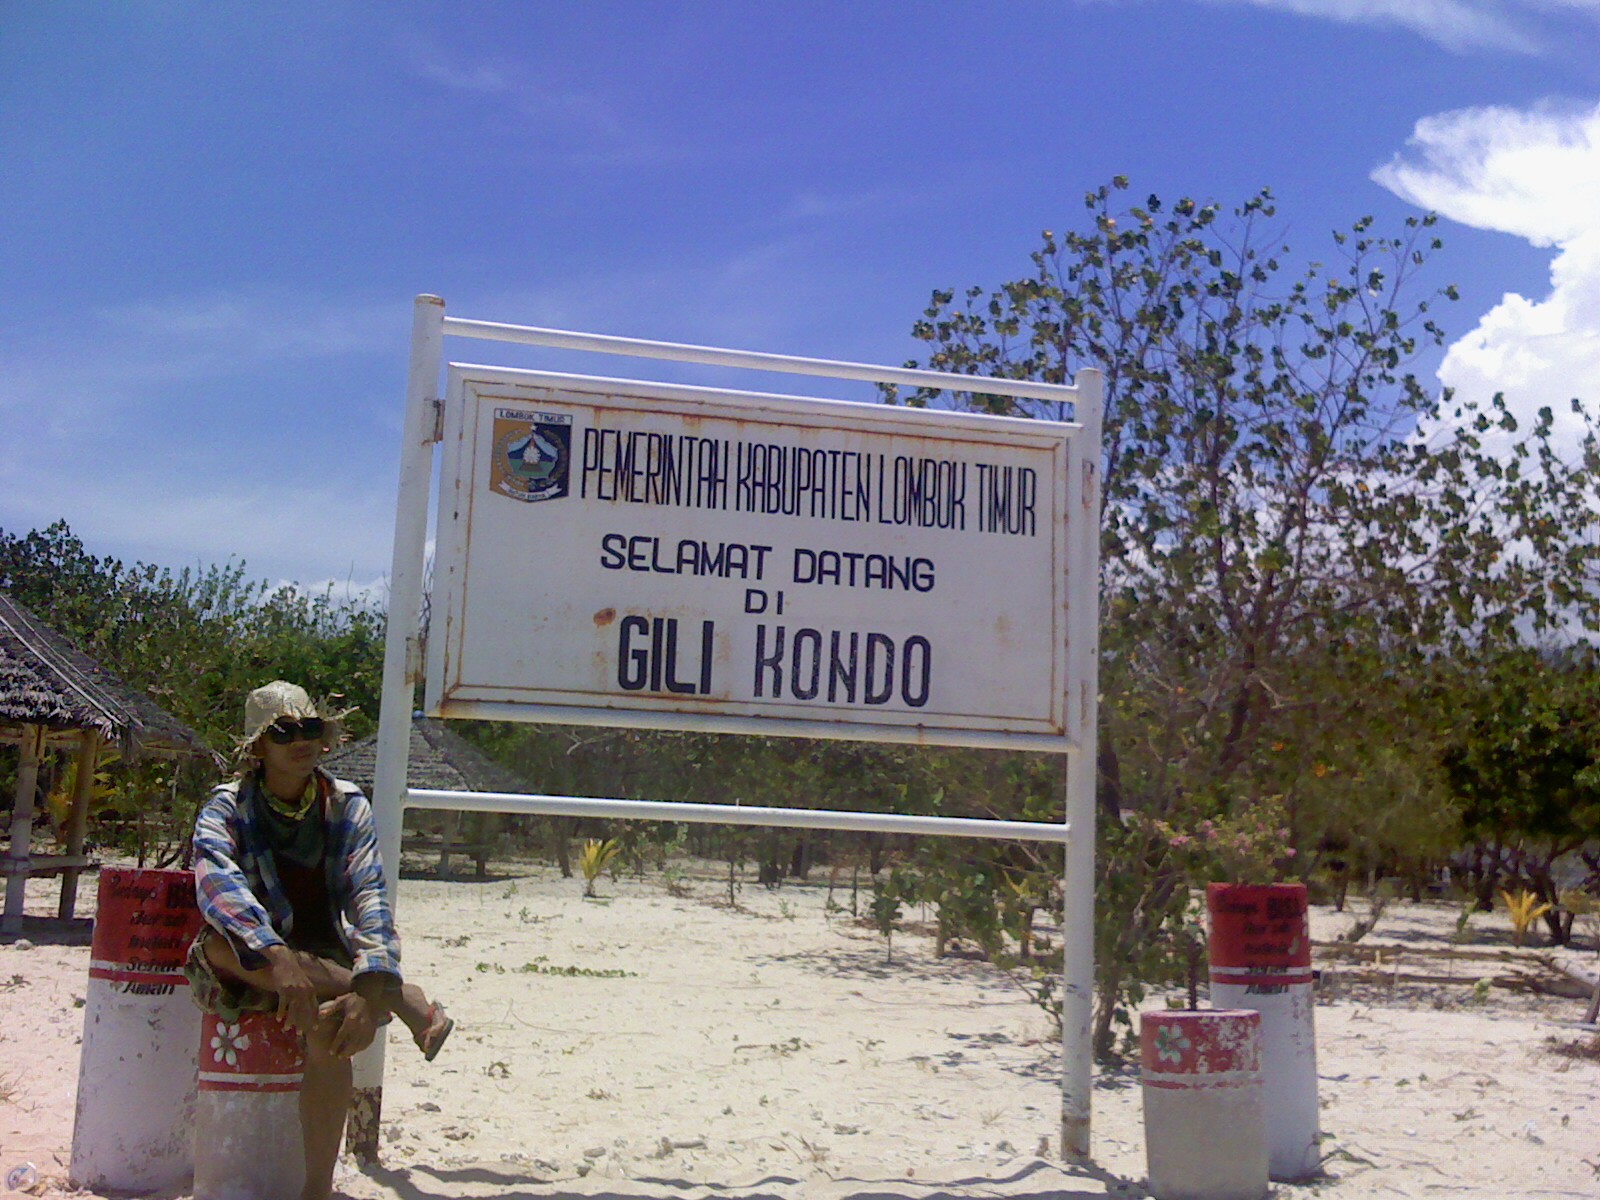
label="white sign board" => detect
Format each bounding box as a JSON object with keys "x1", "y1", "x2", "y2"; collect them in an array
[{"x1": 426, "y1": 366, "x2": 1081, "y2": 749}]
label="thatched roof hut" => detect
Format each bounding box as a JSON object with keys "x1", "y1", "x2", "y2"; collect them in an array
[
  {"x1": 322, "y1": 716, "x2": 524, "y2": 796},
  {"x1": 0, "y1": 592, "x2": 210, "y2": 760},
  {"x1": 324, "y1": 717, "x2": 526, "y2": 878},
  {"x1": 1, "y1": 591, "x2": 212, "y2": 932}
]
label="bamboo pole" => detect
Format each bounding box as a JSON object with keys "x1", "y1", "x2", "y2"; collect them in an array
[{"x1": 3, "y1": 725, "x2": 47, "y2": 935}]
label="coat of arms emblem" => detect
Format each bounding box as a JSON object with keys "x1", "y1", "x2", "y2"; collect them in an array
[{"x1": 490, "y1": 409, "x2": 572, "y2": 502}]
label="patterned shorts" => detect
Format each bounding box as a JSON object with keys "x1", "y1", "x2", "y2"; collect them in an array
[{"x1": 184, "y1": 924, "x2": 355, "y2": 1021}]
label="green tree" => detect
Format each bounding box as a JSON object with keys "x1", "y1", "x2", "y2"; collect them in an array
[
  {"x1": 1, "y1": 520, "x2": 387, "y2": 860},
  {"x1": 1441, "y1": 648, "x2": 1600, "y2": 941},
  {"x1": 891, "y1": 179, "x2": 1600, "y2": 1056}
]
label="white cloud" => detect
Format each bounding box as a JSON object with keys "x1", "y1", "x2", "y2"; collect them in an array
[
  {"x1": 1374, "y1": 100, "x2": 1600, "y2": 461},
  {"x1": 395, "y1": 32, "x2": 629, "y2": 146},
  {"x1": 1375, "y1": 102, "x2": 1600, "y2": 246},
  {"x1": 408, "y1": 53, "x2": 513, "y2": 98},
  {"x1": 0, "y1": 289, "x2": 406, "y2": 584},
  {"x1": 0, "y1": 289, "x2": 398, "y2": 434},
  {"x1": 0, "y1": 248, "x2": 888, "y2": 589},
  {"x1": 0, "y1": 438, "x2": 398, "y2": 591},
  {"x1": 102, "y1": 292, "x2": 398, "y2": 360},
  {"x1": 775, "y1": 190, "x2": 895, "y2": 224},
  {"x1": 1212, "y1": 0, "x2": 1600, "y2": 53},
  {"x1": 392, "y1": 30, "x2": 760, "y2": 171}
]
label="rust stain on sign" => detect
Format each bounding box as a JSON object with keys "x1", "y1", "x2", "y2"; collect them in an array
[{"x1": 593, "y1": 607, "x2": 617, "y2": 627}]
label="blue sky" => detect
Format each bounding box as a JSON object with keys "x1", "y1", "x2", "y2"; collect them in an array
[{"x1": 3, "y1": 1, "x2": 1598, "y2": 595}]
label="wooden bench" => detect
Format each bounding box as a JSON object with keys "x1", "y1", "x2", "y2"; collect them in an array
[
  {"x1": 0, "y1": 853, "x2": 98, "y2": 878},
  {"x1": 400, "y1": 838, "x2": 492, "y2": 879},
  {"x1": 1, "y1": 853, "x2": 102, "y2": 922}
]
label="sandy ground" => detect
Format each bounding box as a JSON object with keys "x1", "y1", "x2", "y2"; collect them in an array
[{"x1": 3, "y1": 859, "x2": 1599, "y2": 1199}]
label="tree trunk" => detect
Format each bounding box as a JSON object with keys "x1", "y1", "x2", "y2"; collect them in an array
[
  {"x1": 553, "y1": 817, "x2": 574, "y2": 878},
  {"x1": 1091, "y1": 960, "x2": 1124, "y2": 1061},
  {"x1": 789, "y1": 835, "x2": 810, "y2": 880}
]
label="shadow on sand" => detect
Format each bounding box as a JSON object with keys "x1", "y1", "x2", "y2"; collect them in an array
[
  {"x1": 0, "y1": 913, "x2": 95, "y2": 946},
  {"x1": 355, "y1": 1155, "x2": 1140, "y2": 1199}
]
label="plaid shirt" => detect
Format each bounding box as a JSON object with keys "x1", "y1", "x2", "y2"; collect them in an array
[{"x1": 192, "y1": 769, "x2": 402, "y2": 982}]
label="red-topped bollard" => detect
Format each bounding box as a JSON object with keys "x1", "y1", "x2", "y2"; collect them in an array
[
  {"x1": 193, "y1": 1011, "x2": 306, "y2": 1199},
  {"x1": 1207, "y1": 882, "x2": 1320, "y2": 1180},
  {"x1": 1140, "y1": 1009, "x2": 1267, "y2": 1200},
  {"x1": 70, "y1": 868, "x2": 204, "y2": 1192}
]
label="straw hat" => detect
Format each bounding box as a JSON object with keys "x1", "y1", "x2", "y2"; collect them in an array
[{"x1": 237, "y1": 680, "x2": 348, "y2": 758}]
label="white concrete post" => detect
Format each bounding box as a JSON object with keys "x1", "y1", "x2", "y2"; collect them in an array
[
  {"x1": 70, "y1": 868, "x2": 203, "y2": 1192},
  {"x1": 193, "y1": 1012, "x2": 306, "y2": 1199},
  {"x1": 1207, "y1": 882, "x2": 1320, "y2": 1179},
  {"x1": 1140, "y1": 1009, "x2": 1268, "y2": 1200}
]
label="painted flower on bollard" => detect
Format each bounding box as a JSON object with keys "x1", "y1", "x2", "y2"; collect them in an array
[
  {"x1": 209, "y1": 1022, "x2": 252, "y2": 1067},
  {"x1": 1154, "y1": 1025, "x2": 1192, "y2": 1065}
]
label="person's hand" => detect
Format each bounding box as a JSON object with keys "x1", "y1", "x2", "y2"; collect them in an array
[
  {"x1": 321, "y1": 992, "x2": 379, "y2": 1059},
  {"x1": 261, "y1": 944, "x2": 319, "y2": 1034}
]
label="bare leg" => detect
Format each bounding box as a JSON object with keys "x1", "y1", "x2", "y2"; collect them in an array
[
  {"x1": 203, "y1": 933, "x2": 357, "y2": 1002},
  {"x1": 203, "y1": 934, "x2": 449, "y2": 1055},
  {"x1": 299, "y1": 1012, "x2": 352, "y2": 1200}
]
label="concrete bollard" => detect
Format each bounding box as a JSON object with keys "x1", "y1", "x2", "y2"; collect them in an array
[
  {"x1": 1207, "y1": 881, "x2": 1320, "y2": 1180},
  {"x1": 1141, "y1": 1009, "x2": 1267, "y2": 1200},
  {"x1": 193, "y1": 1011, "x2": 306, "y2": 1200},
  {"x1": 70, "y1": 868, "x2": 204, "y2": 1192}
]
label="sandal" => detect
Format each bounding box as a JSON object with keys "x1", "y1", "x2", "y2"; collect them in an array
[{"x1": 416, "y1": 1002, "x2": 455, "y2": 1062}]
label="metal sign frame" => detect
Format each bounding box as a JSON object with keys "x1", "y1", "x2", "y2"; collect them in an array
[{"x1": 359, "y1": 296, "x2": 1103, "y2": 1161}]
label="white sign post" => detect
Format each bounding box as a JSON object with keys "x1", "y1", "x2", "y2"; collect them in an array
[{"x1": 357, "y1": 296, "x2": 1102, "y2": 1164}]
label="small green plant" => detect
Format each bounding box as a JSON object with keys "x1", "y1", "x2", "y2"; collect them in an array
[
  {"x1": 789, "y1": 1134, "x2": 830, "y2": 1166},
  {"x1": 515, "y1": 956, "x2": 637, "y2": 979},
  {"x1": 44, "y1": 749, "x2": 120, "y2": 839},
  {"x1": 778, "y1": 898, "x2": 797, "y2": 921},
  {"x1": 734, "y1": 1036, "x2": 810, "y2": 1058},
  {"x1": 580, "y1": 838, "x2": 623, "y2": 898},
  {"x1": 870, "y1": 879, "x2": 903, "y2": 964},
  {"x1": 1500, "y1": 888, "x2": 1552, "y2": 947},
  {"x1": 1471, "y1": 977, "x2": 1492, "y2": 1005}
]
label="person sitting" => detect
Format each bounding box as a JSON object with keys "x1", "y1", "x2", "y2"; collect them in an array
[{"x1": 187, "y1": 680, "x2": 452, "y2": 1200}]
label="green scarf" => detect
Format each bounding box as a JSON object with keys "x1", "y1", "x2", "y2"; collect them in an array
[{"x1": 253, "y1": 771, "x2": 327, "y2": 868}]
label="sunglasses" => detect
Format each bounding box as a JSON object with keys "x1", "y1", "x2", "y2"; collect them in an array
[{"x1": 265, "y1": 718, "x2": 325, "y2": 745}]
